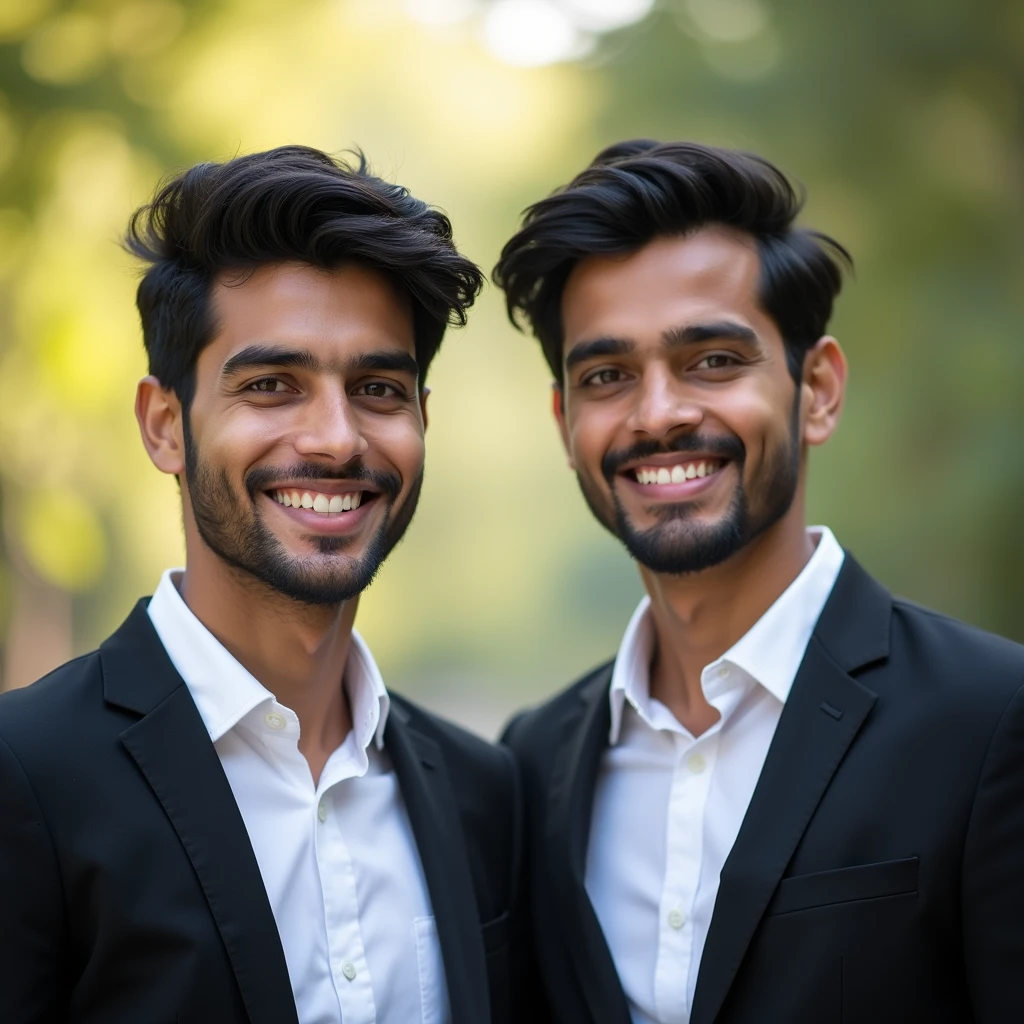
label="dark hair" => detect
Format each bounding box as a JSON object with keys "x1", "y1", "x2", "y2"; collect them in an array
[
  {"x1": 493, "y1": 139, "x2": 852, "y2": 382},
  {"x1": 126, "y1": 145, "x2": 483, "y2": 407}
]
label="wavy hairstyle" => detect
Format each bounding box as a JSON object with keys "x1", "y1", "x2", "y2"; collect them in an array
[
  {"x1": 126, "y1": 145, "x2": 483, "y2": 407},
  {"x1": 493, "y1": 139, "x2": 852, "y2": 383}
]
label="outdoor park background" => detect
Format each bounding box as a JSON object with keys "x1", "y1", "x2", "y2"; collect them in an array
[{"x1": 0, "y1": 0, "x2": 1021, "y2": 736}]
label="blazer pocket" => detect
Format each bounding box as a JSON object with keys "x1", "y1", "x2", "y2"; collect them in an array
[
  {"x1": 769, "y1": 856, "x2": 919, "y2": 916},
  {"x1": 480, "y1": 909, "x2": 510, "y2": 957}
]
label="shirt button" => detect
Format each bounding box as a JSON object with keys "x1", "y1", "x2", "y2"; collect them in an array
[
  {"x1": 688, "y1": 753, "x2": 706, "y2": 774},
  {"x1": 341, "y1": 961, "x2": 357, "y2": 981},
  {"x1": 317, "y1": 801, "x2": 327, "y2": 822},
  {"x1": 264, "y1": 712, "x2": 286, "y2": 731},
  {"x1": 668, "y1": 908, "x2": 685, "y2": 930}
]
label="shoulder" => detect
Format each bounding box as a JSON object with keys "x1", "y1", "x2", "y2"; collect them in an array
[
  {"x1": 502, "y1": 658, "x2": 614, "y2": 756},
  {"x1": 0, "y1": 651, "x2": 105, "y2": 762},
  {"x1": 888, "y1": 596, "x2": 1024, "y2": 687},
  {"x1": 866, "y1": 596, "x2": 1024, "y2": 746}
]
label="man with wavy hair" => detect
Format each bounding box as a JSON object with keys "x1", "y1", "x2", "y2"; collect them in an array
[
  {"x1": 496, "y1": 140, "x2": 1024, "y2": 1024},
  {"x1": 0, "y1": 147, "x2": 523, "y2": 1024}
]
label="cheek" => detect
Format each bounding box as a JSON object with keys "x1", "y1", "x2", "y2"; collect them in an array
[
  {"x1": 712, "y1": 379, "x2": 790, "y2": 454},
  {"x1": 567, "y1": 407, "x2": 615, "y2": 475},
  {"x1": 369, "y1": 416, "x2": 424, "y2": 478}
]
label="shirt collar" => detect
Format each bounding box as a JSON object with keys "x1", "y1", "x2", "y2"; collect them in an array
[
  {"x1": 146, "y1": 569, "x2": 390, "y2": 750},
  {"x1": 608, "y1": 526, "x2": 845, "y2": 744}
]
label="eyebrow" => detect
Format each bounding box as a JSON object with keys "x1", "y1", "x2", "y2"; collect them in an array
[
  {"x1": 220, "y1": 344, "x2": 419, "y2": 381},
  {"x1": 564, "y1": 336, "x2": 635, "y2": 371},
  {"x1": 662, "y1": 320, "x2": 760, "y2": 348}
]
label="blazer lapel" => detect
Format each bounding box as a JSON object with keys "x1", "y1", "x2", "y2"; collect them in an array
[
  {"x1": 546, "y1": 665, "x2": 632, "y2": 1024},
  {"x1": 101, "y1": 602, "x2": 298, "y2": 1024},
  {"x1": 386, "y1": 708, "x2": 490, "y2": 1024},
  {"x1": 690, "y1": 556, "x2": 890, "y2": 1024}
]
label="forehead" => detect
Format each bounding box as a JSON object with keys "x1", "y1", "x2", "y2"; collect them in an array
[
  {"x1": 207, "y1": 261, "x2": 415, "y2": 366},
  {"x1": 560, "y1": 227, "x2": 770, "y2": 345}
]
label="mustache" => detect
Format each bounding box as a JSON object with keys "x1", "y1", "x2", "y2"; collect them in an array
[
  {"x1": 244, "y1": 461, "x2": 401, "y2": 502},
  {"x1": 602, "y1": 433, "x2": 745, "y2": 482}
]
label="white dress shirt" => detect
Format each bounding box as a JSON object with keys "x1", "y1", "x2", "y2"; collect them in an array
[
  {"x1": 585, "y1": 528, "x2": 845, "y2": 1024},
  {"x1": 147, "y1": 570, "x2": 450, "y2": 1024}
]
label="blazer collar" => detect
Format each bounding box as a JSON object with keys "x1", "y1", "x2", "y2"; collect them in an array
[
  {"x1": 100, "y1": 601, "x2": 298, "y2": 1024},
  {"x1": 546, "y1": 663, "x2": 633, "y2": 1024},
  {"x1": 689, "y1": 553, "x2": 890, "y2": 1024},
  {"x1": 384, "y1": 704, "x2": 491, "y2": 1024}
]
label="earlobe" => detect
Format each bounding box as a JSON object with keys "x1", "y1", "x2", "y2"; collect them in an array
[
  {"x1": 135, "y1": 376, "x2": 186, "y2": 476},
  {"x1": 802, "y1": 337, "x2": 847, "y2": 447},
  {"x1": 551, "y1": 383, "x2": 575, "y2": 469}
]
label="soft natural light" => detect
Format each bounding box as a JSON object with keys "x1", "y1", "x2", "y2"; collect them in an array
[
  {"x1": 481, "y1": 0, "x2": 586, "y2": 67},
  {"x1": 402, "y1": 0, "x2": 480, "y2": 26},
  {"x1": 560, "y1": 0, "x2": 656, "y2": 33}
]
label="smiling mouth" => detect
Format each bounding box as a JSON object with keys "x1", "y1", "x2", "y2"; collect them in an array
[
  {"x1": 630, "y1": 458, "x2": 726, "y2": 486},
  {"x1": 269, "y1": 488, "x2": 370, "y2": 515}
]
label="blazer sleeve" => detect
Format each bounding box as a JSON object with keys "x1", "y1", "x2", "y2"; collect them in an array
[
  {"x1": 962, "y1": 680, "x2": 1024, "y2": 1022},
  {"x1": 0, "y1": 734, "x2": 67, "y2": 1023}
]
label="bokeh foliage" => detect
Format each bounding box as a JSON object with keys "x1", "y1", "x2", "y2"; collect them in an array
[{"x1": 0, "y1": 0, "x2": 1021, "y2": 730}]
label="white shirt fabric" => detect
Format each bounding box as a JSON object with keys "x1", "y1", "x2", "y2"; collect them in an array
[
  {"x1": 147, "y1": 570, "x2": 450, "y2": 1024},
  {"x1": 585, "y1": 528, "x2": 845, "y2": 1024}
]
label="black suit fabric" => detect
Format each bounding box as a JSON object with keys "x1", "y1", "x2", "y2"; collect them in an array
[
  {"x1": 503, "y1": 555, "x2": 1024, "y2": 1024},
  {"x1": 0, "y1": 601, "x2": 524, "y2": 1024}
]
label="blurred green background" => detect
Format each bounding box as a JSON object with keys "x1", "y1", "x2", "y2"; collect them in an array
[{"x1": 0, "y1": 0, "x2": 1021, "y2": 735}]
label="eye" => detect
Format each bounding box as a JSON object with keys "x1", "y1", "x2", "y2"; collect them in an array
[
  {"x1": 247, "y1": 377, "x2": 291, "y2": 393},
  {"x1": 356, "y1": 381, "x2": 403, "y2": 399},
  {"x1": 696, "y1": 353, "x2": 739, "y2": 370},
  {"x1": 582, "y1": 368, "x2": 626, "y2": 386}
]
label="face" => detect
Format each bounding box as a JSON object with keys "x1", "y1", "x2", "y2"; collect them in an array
[
  {"x1": 556, "y1": 228, "x2": 835, "y2": 576},
  {"x1": 181, "y1": 262, "x2": 425, "y2": 605}
]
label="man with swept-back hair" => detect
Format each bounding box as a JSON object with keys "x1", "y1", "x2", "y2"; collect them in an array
[
  {"x1": 0, "y1": 146, "x2": 526, "y2": 1024},
  {"x1": 495, "y1": 140, "x2": 1024, "y2": 1024}
]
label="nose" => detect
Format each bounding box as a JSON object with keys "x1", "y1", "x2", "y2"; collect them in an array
[
  {"x1": 291, "y1": 387, "x2": 369, "y2": 465},
  {"x1": 625, "y1": 364, "x2": 703, "y2": 439}
]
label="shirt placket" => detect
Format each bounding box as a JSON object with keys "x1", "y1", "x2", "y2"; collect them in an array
[
  {"x1": 315, "y1": 782, "x2": 377, "y2": 1024},
  {"x1": 653, "y1": 731, "x2": 718, "y2": 1024}
]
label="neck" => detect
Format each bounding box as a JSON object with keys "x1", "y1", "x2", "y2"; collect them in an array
[
  {"x1": 640, "y1": 504, "x2": 815, "y2": 735},
  {"x1": 177, "y1": 533, "x2": 356, "y2": 782}
]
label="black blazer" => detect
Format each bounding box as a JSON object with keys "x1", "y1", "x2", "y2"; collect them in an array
[
  {"x1": 503, "y1": 555, "x2": 1024, "y2": 1024},
  {"x1": 0, "y1": 601, "x2": 525, "y2": 1024}
]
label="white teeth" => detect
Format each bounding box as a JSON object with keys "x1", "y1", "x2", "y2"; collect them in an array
[
  {"x1": 276, "y1": 489, "x2": 365, "y2": 514},
  {"x1": 634, "y1": 461, "x2": 722, "y2": 485}
]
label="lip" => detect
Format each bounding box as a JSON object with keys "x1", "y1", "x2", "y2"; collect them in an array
[{"x1": 262, "y1": 490, "x2": 379, "y2": 535}]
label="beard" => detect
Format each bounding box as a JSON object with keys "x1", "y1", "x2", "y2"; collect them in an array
[
  {"x1": 577, "y1": 400, "x2": 801, "y2": 576},
  {"x1": 183, "y1": 419, "x2": 422, "y2": 605}
]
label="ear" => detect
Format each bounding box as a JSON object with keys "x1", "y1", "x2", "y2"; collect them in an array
[
  {"x1": 551, "y1": 383, "x2": 574, "y2": 469},
  {"x1": 801, "y1": 337, "x2": 847, "y2": 447},
  {"x1": 136, "y1": 376, "x2": 186, "y2": 476},
  {"x1": 419, "y1": 386, "x2": 430, "y2": 432}
]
